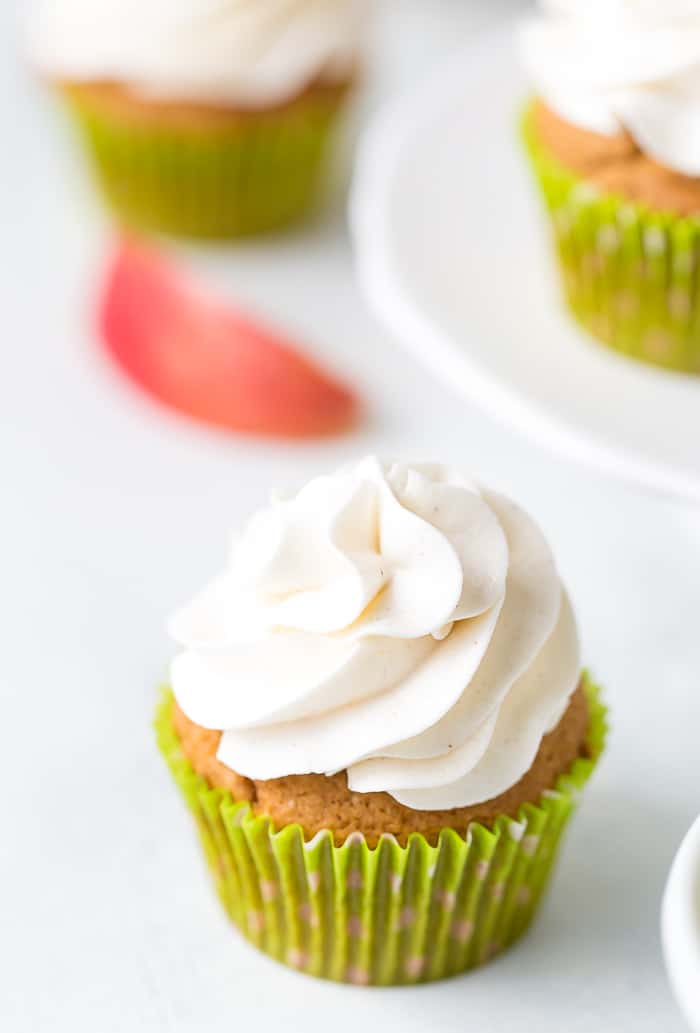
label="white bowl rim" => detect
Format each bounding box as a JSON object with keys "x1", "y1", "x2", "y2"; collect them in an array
[{"x1": 662, "y1": 814, "x2": 700, "y2": 1032}]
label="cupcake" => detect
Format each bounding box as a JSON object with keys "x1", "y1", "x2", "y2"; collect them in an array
[
  {"x1": 157, "y1": 457, "x2": 606, "y2": 985},
  {"x1": 520, "y1": 2, "x2": 700, "y2": 373},
  {"x1": 30, "y1": 0, "x2": 364, "y2": 239}
]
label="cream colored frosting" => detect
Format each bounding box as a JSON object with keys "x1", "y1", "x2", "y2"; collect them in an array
[
  {"x1": 169, "y1": 459, "x2": 580, "y2": 810},
  {"x1": 521, "y1": 0, "x2": 700, "y2": 176},
  {"x1": 30, "y1": 0, "x2": 363, "y2": 106}
]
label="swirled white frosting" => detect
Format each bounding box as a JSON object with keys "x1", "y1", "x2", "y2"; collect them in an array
[
  {"x1": 169, "y1": 458, "x2": 581, "y2": 810},
  {"x1": 521, "y1": 0, "x2": 700, "y2": 176},
  {"x1": 29, "y1": 0, "x2": 363, "y2": 106}
]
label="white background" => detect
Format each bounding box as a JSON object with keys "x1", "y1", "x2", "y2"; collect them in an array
[{"x1": 2, "y1": 2, "x2": 699, "y2": 1031}]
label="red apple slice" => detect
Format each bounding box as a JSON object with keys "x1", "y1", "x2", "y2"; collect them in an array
[{"x1": 98, "y1": 240, "x2": 359, "y2": 438}]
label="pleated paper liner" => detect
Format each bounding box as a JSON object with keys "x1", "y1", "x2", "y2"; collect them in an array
[
  {"x1": 156, "y1": 675, "x2": 606, "y2": 986},
  {"x1": 522, "y1": 103, "x2": 700, "y2": 373},
  {"x1": 63, "y1": 86, "x2": 347, "y2": 239}
]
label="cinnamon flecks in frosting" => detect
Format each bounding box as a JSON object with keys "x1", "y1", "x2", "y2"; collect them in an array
[
  {"x1": 30, "y1": 0, "x2": 364, "y2": 107},
  {"x1": 521, "y1": 1, "x2": 700, "y2": 177},
  {"x1": 169, "y1": 458, "x2": 582, "y2": 811}
]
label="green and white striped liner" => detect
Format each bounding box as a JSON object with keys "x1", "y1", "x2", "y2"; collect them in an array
[
  {"x1": 156, "y1": 674, "x2": 606, "y2": 985},
  {"x1": 522, "y1": 103, "x2": 700, "y2": 373},
  {"x1": 64, "y1": 88, "x2": 346, "y2": 240}
]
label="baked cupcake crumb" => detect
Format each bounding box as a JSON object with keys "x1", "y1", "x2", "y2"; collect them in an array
[
  {"x1": 172, "y1": 683, "x2": 590, "y2": 847},
  {"x1": 532, "y1": 100, "x2": 700, "y2": 216}
]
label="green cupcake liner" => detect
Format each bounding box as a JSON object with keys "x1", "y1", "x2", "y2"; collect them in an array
[
  {"x1": 155, "y1": 674, "x2": 606, "y2": 985},
  {"x1": 522, "y1": 104, "x2": 700, "y2": 373},
  {"x1": 64, "y1": 89, "x2": 347, "y2": 239}
]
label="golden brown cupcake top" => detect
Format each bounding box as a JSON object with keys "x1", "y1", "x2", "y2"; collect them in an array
[
  {"x1": 531, "y1": 100, "x2": 700, "y2": 216},
  {"x1": 172, "y1": 682, "x2": 591, "y2": 847}
]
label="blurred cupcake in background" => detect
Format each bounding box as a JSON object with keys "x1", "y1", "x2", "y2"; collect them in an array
[
  {"x1": 520, "y1": 1, "x2": 700, "y2": 373},
  {"x1": 30, "y1": 0, "x2": 365, "y2": 239}
]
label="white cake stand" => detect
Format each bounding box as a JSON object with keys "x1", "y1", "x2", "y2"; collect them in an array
[{"x1": 351, "y1": 26, "x2": 700, "y2": 505}]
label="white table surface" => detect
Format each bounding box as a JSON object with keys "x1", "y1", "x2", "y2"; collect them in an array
[{"x1": 2, "y1": 2, "x2": 699, "y2": 1031}]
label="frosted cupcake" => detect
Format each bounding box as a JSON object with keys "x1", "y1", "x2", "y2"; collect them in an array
[
  {"x1": 521, "y1": 1, "x2": 700, "y2": 372},
  {"x1": 157, "y1": 457, "x2": 606, "y2": 984},
  {"x1": 30, "y1": 0, "x2": 364, "y2": 238}
]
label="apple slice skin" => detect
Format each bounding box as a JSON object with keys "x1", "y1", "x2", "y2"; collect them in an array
[{"x1": 98, "y1": 241, "x2": 359, "y2": 438}]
